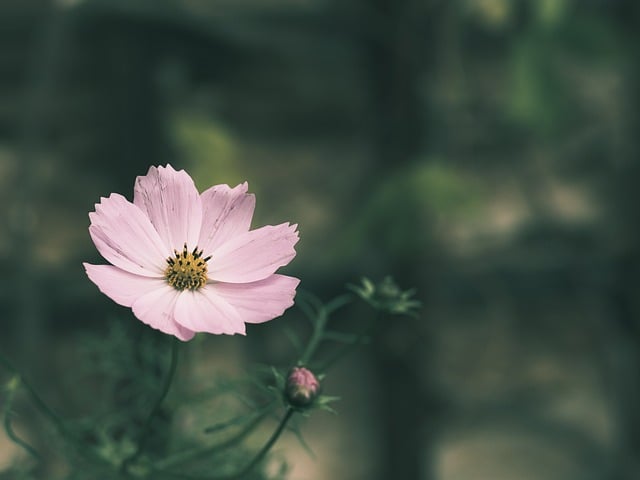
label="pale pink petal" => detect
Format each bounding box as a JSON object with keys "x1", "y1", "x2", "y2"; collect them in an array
[
  {"x1": 84, "y1": 263, "x2": 166, "y2": 307},
  {"x1": 198, "y1": 182, "x2": 255, "y2": 256},
  {"x1": 212, "y1": 274, "x2": 300, "y2": 324},
  {"x1": 208, "y1": 223, "x2": 299, "y2": 283},
  {"x1": 133, "y1": 164, "x2": 203, "y2": 250},
  {"x1": 174, "y1": 287, "x2": 246, "y2": 335},
  {"x1": 132, "y1": 285, "x2": 195, "y2": 341},
  {"x1": 89, "y1": 193, "x2": 169, "y2": 276}
]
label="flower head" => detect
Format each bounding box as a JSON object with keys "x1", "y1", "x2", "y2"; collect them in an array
[{"x1": 84, "y1": 165, "x2": 300, "y2": 341}]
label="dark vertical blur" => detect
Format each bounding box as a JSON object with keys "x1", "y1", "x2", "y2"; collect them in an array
[{"x1": 608, "y1": 1, "x2": 640, "y2": 478}]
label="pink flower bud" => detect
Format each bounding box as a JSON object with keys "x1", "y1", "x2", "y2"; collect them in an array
[{"x1": 285, "y1": 367, "x2": 320, "y2": 408}]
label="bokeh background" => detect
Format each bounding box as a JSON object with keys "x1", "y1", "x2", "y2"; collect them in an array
[{"x1": 1, "y1": 0, "x2": 640, "y2": 479}]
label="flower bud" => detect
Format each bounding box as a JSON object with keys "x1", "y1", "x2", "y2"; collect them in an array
[
  {"x1": 285, "y1": 367, "x2": 320, "y2": 408},
  {"x1": 349, "y1": 276, "x2": 421, "y2": 316}
]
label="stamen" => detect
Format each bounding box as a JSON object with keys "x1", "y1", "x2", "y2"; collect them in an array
[{"x1": 164, "y1": 244, "x2": 210, "y2": 291}]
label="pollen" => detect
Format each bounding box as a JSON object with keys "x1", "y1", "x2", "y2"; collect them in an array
[{"x1": 165, "y1": 243, "x2": 211, "y2": 291}]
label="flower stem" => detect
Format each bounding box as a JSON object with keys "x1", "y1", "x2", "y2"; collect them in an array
[
  {"x1": 318, "y1": 307, "x2": 382, "y2": 372},
  {"x1": 159, "y1": 408, "x2": 295, "y2": 480},
  {"x1": 155, "y1": 402, "x2": 276, "y2": 471},
  {"x1": 0, "y1": 351, "x2": 108, "y2": 466},
  {"x1": 2, "y1": 376, "x2": 41, "y2": 459},
  {"x1": 299, "y1": 308, "x2": 327, "y2": 366},
  {"x1": 0, "y1": 352, "x2": 66, "y2": 439},
  {"x1": 296, "y1": 293, "x2": 353, "y2": 367},
  {"x1": 228, "y1": 407, "x2": 294, "y2": 479},
  {"x1": 317, "y1": 328, "x2": 371, "y2": 372},
  {"x1": 121, "y1": 336, "x2": 180, "y2": 472}
]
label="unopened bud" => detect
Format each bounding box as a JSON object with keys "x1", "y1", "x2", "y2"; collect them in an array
[
  {"x1": 349, "y1": 276, "x2": 421, "y2": 316},
  {"x1": 285, "y1": 367, "x2": 320, "y2": 408}
]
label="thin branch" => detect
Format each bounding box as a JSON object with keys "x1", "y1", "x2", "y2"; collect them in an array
[
  {"x1": 160, "y1": 408, "x2": 296, "y2": 480},
  {"x1": 121, "y1": 336, "x2": 180, "y2": 472}
]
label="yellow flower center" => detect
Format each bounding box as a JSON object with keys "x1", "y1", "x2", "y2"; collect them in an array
[{"x1": 165, "y1": 243, "x2": 210, "y2": 291}]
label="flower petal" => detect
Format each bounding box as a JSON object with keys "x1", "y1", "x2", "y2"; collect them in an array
[
  {"x1": 84, "y1": 263, "x2": 166, "y2": 307},
  {"x1": 132, "y1": 285, "x2": 195, "y2": 341},
  {"x1": 198, "y1": 182, "x2": 255, "y2": 257},
  {"x1": 208, "y1": 223, "x2": 299, "y2": 283},
  {"x1": 212, "y1": 274, "x2": 300, "y2": 324},
  {"x1": 174, "y1": 287, "x2": 246, "y2": 335},
  {"x1": 133, "y1": 164, "x2": 203, "y2": 251},
  {"x1": 89, "y1": 193, "x2": 169, "y2": 276}
]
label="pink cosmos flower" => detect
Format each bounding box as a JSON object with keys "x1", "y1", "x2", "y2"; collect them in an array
[{"x1": 83, "y1": 165, "x2": 300, "y2": 341}]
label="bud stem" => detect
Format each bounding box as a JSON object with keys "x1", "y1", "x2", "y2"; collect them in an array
[
  {"x1": 154, "y1": 402, "x2": 277, "y2": 471},
  {"x1": 228, "y1": 408, "x2": 295, "y2": 479},
  {"x1": 154, "y1": 407, "x2": 295, "y2": 479}
]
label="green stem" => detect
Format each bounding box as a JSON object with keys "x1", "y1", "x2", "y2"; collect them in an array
[
  {"x1": 318, "y1": 309, "x2": 382, "y2": 372},
  {"x1": 317, "y1": 328, "x2": 371, "y2": 372},
  {"x1": 0, "y1": 351, "x2": 109, "y2": 466},
  {"x1": 155, "y1": 402, "x2": 276, "y2": 471},
  {"x1": 296, "y1": 293, "x2": 353, "y2": 368},
  {"x1": 228, "y1": 408, "x2": 294, "y2": 479},
  {"x1": 160, "y1": 408, "x2": 295, "y2": 480},
  {"x1": 0, "y1": 353, "x2": 67, "y2": 436},
  {"x1": 299, "y1": 308, "x2": 327, "y2": 366},
  {"x1": 2, "y1": 376, "x2": 41, "y2": 459},
  {"x1": 121, "y1": 336, "x2": 180, "y2": 472}
]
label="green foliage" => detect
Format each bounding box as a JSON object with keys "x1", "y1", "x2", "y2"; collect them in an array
[{"x1": 0, "y1": 276, "x2": 422, "y2": 479}]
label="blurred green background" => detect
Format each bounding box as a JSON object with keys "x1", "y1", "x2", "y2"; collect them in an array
[{"x1": 1, "y1": 0, "x2": 640, "y2": 479}]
